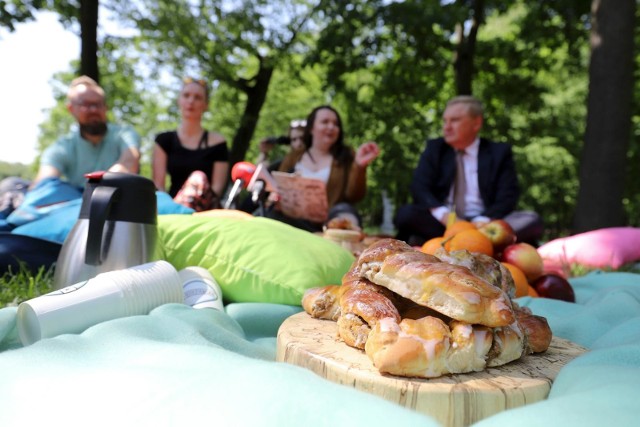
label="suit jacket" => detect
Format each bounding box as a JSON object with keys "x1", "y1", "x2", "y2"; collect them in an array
[{"x1": 409, "y1": 137, "x2": 519, "y2": 219}]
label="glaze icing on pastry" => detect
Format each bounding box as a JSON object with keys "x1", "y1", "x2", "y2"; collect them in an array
[
  {"x1": 365, "y1": 316, "x2": 496, "y2": 377},
  {"x1": 435, "y1": 248, "x2": 516, "y2": 299},
  {"x1": 301, "y1": 238, "x2": 553, "y2": 379},
  {"x1": 337, "y1": 285, "x2": 401, "y2": 349},
  {"x1": 357, "y1": 239, "x2": 515, "y2": 327}
]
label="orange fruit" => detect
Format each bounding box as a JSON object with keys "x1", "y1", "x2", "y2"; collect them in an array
[
  {"x1": 528, "y1": 285, "x2": 539, "y2": 297},
  {"x1": 421, "y1": 237, "x2": 447, "y2": 255},
  {"x1": 446, "y1": 229, "x2": 494, "y2": 257},
  {"x1": 443, "y1": 220, "x2": 476, "y2": 239},
  {"x1": 502, "y1": 262, "x2": 529, "y2": 298}
]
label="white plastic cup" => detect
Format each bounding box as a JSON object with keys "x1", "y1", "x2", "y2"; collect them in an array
[
  {"x1": 179, "y1": 266, "x2": 224, "y2": 311},
  {"x1": 17, "y1": 260, "x2": 184, "y2": 346}
]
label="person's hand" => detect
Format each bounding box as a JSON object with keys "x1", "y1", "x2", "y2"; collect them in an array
[
  {"x1": 266, "y1": 191, "x2": 281, "y2": 209},
  {"x1": 472, "y1": 219, "x2": 489, "y2": 228},
  {"x1": 259, "y1": 138, "x2": 275, "y2": 154},
  {"x1": 355, "y1": 141, "x2": 380, "y2": 167}
]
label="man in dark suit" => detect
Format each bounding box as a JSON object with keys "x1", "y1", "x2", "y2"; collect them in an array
[{"x1": 395, "y1": 96, "x2": 543, "y2": 246}]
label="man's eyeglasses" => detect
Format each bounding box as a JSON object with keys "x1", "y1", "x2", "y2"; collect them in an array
[
  {"x1": 73, "y1": 101, "x2": 105, "y2": 111},
  {"x1": 290, "y1": 119, "x2": 306, "y2": 129}
]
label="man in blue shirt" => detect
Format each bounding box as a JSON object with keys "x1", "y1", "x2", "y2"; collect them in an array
[{"x1": 33, "y1": 76, "x2": 140, "y2": 188}]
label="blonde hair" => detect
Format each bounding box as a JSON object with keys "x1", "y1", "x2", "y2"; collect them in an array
[
  {"x1": 446, "y1": 95, "x2": 484, "y2": 118},
  {"x1": 182, "y1": 77, "x2": 209, "y2": 102},
  {"x1": 67, "y1": 75, "x2": 105, "y2": 102}
]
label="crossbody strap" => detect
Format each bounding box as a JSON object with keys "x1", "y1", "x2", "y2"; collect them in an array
[{"x1": 198, "y1": 131, "x2": 209, "y2": 149}]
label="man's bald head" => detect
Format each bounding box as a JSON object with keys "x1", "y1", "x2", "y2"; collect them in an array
[{"x1": 67, "y1": 75, "x2": 105, "y2": 104}]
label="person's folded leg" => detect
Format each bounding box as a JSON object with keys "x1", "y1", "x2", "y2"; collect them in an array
[
  {"x1": 394, "y1": 204, "x2": 445, "y2": 246},
  {"x1": 503, "y1": 210, "x2": 544, "y2": 246}
]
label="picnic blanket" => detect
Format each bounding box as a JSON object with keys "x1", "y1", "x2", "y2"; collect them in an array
[{"x1": 0, "y1": 271, "x2": 638, "y2": 426}]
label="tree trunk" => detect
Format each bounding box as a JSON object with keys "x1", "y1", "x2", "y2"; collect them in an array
[
  {"x1": 572, "y1": 0, "x2": 635, "y2": 233},
  {"x1": 80, "y1": 0, "x2": 100, "y2": 82},
  {"x1": 229, "y1": 65, "x2": 275, "y2": 168},
  {"x1": 453, "y1": 0, "x2": 484, "y2": 95}
]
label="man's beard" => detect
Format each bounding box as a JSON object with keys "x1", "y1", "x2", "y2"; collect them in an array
[{"x1": 80, "y1": 121, "x2": 108, "y2": 137}]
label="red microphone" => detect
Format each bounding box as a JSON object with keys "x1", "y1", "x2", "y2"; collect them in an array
[
  {"x1": 231, "y1": 161, "x2": 256, "y2": 185},
  {"x1": 224, "y1": 162, "x2": 256, "y2": 209}
]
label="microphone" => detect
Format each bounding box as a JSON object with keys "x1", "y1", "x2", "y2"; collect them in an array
[
  {"x1": 224, "y1": 161, "x2": 256, "y2": 209},
  {"x1": 251, "y1": 179, "x2": 265, "y2": 204},
  {"x1": 248, "y1": 163, "x2": 267, "y2": 204}
]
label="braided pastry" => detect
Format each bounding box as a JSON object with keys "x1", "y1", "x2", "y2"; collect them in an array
[
  {"x1": 302, "y1": 285, "x2": 342, "y2": 321},
  {"x1": 301, "y1": 238, "x2": 552, "y2": 379},
  {"x1": 365, "y1": 315, "x2": 525, "y2": 378},
  {"x1": 365, "y1": 316, "x2": 495, "y2": 377},
  {"x1": 515, "y1": 305, "x2": 552, "y2": 354},
  {"x1": 357, "y1": 239, "x2": 515, "y2": 327},
  {"x1": 435, "y1": 248, "x2": 516, "y2": 299},
  {"x1": 337, "y1": 284, "x2": 401, "y2": 349}
]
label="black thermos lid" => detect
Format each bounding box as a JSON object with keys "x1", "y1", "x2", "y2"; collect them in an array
[{"x1": 78, "y1": 171, "x2": 157, "y2": 225}]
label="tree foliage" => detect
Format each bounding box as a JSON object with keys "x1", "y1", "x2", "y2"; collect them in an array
[
  {"x1": 0, "y1": 0, "x2": 43, "y2": 31},
  {"x1": 3, "y1": 0, "x2": 638, "y2": 238}
]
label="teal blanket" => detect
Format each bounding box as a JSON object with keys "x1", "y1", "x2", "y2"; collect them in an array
[{"x1": 0, "y1": 272, "x2": 638, "y2": 426}]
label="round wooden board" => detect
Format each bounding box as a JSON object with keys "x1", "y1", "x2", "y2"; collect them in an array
[{"x1": 277, "y1": 312, "x2": 586, "y2": 427}]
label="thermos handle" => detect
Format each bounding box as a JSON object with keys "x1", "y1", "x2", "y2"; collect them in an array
[{"x1": 85, "y1": 186, "x2": 120, "y2": 266}]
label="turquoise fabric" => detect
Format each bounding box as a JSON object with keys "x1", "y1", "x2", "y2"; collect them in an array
[
  {"x1": 0, "y1": 272, "x2": 638, "y2": 426},
  {"x1": 0, "y1": 304, "x2": 432, "y2": 426},
  {"x1": 5, "y1": 178, "x2": 83, "y2": 227},
  {"x1": 11, "y1": 191, "x2": 193, "y2": 244}
]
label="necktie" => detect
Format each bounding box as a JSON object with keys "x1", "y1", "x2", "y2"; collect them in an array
[{"x1": 454, "y1": 150, "x2": 466, "y2": 218}]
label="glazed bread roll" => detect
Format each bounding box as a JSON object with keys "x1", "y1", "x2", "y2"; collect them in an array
[
  {"x1": 357, "y1": 239, "x2": 515, "y2": 327},
  {"x1": 435, "y1": 248, "x2": 516, "y2": 299},
  {"x1": 485, "y1": 321, "x2": 525, "y2": 367},
  {"x1": 365, "y1": 316, "x2": 496, "y2": 378},
  {"x1": 365, "y1": 315, "x2": 527, "y2": 378},
  {"x1": 337, "y1": 285, "x2": 401, "y2": 349},
  {"x1": 302, "y1": 264, "x2": 403, "y2": 349},
  {"x1": 301, "y1": 238, "x2": 552, "y2": 379},
  {"x1": 302, "y1": 285, "x2": 342, "y2": 321},
  {"x1": 515, "y1": 306, "x2": 553, "y2": 354}
]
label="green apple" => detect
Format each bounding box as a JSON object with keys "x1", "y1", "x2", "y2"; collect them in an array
[{"x1": 478, "y1": 219, "x2": 517, "y2": 255}]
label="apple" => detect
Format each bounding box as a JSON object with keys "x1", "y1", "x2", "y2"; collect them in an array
[
  {"x1": 500, "y1": 242, "x2": 544, "y2": 282},
  {"x1": 478, "y1": 219, "x2": 517, "y2": 254},
  {"x1": 532, "y1": 274, "x2": 576, "y2": 302}
]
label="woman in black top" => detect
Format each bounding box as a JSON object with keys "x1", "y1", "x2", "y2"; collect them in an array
[{"x1": 152, "y1": 78, "x2": 229, "y2": 211}]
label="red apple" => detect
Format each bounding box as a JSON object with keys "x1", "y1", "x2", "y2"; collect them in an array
[
  {"x1": 500, "y1": 242, "x2": 544, "y2": 282},
  {"x1": 532, "y1": 274, "x2": 576, "y2": 302},
  {"x1": 478, "y1": 219, "x2": 517, "y2": 254}
]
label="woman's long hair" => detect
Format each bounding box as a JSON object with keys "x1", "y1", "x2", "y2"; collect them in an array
[{"x1": 303, "y1": 105, "x2": 353, "y2": 167}]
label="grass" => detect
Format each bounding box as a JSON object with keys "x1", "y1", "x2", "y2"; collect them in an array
[
  {"x1": 0, "y1": 263, "x2": 55, "y2": 308},
  {"x1": 0, "y1": 256, "x2": 638, "y2": 309},
  {"x1": 567, "y1": 262, "x2": 640, "y2": 278}
]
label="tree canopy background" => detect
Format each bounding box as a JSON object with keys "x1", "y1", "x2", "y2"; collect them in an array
[{"x1": 1, "y1": 0, "x2": 637, "y2": 239}]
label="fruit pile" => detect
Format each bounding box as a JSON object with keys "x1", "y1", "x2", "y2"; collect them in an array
[{"x1": 420, "y1": 219, "x2": 576, "y2": 302}]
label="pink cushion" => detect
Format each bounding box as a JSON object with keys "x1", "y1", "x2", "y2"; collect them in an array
[{"x1": 537, "y1": 227, "x2": 640, "y2": 276}]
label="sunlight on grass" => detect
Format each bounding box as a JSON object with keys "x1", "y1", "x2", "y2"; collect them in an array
[{"x1": 0, "y1": 263, "x2": 55, "y2": 308}]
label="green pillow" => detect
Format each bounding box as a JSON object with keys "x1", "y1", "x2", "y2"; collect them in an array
[{"x1": 157, "y1": 214, "x2": 354, "y2": 306}]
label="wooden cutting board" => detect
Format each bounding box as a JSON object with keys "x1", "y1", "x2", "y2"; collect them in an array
[{"x1": 277, "y1": 312, "x2": 586, "y2": 427}]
